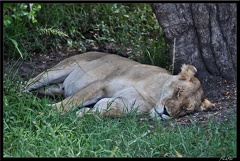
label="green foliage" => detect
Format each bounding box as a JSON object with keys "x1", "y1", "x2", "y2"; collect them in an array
[
  {"x1": 8, "y1": 38, "x2": 23, "y2": 58},
  {"x1": 3, "y1": 3, "x2": 42, "y2": 59},
  {"x1": 38, "y1": 28, "x2": 69, "y2": 38},
  {"x1": 3, "y1": 3, "x2": 169, "y2": 67},
  {"x1": 3, "y1": 3, "x2": 41, "y2": 26}
]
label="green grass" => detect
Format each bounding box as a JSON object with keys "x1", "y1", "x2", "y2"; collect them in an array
[{"x1": 3, "y1": 65, "x2": 237, "y2": 157}]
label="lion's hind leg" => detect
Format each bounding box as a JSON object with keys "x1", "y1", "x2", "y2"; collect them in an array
[
  {"x1": 36, "y1": 83, "x2": 64, "y2": 96},
  {"x1": 23, "y1": 67, "x2": 73, "y2": 92}
]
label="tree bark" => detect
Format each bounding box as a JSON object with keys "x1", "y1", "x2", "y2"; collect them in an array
[{"x1": 151, "y1": 3, "x2": 236, "y2": 83}]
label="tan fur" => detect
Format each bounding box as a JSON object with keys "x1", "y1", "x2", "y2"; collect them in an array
[{"x1": 23, "y1": 52, "x2": 215, "y2": 120}]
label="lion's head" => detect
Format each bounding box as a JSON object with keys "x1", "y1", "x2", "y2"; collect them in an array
[{"x1": 150, "y1": 64, "x2": 215, "y2": 120}]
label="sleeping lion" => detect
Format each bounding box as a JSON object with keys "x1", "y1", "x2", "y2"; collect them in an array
[{"x1": 23, "y1": 52, "x2": 215, "y2": 120}]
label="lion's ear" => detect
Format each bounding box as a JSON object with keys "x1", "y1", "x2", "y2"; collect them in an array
[
  {"x1": 178, "y1": 64, "x2": 197, "y2": 81},
  {"x1": 200, "y1": 99, "x2": 215, "y2": 111}
]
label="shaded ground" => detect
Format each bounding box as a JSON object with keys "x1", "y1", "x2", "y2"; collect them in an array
[{"x1": 3, "y1": 46, "x2": 237, "y2": 126}]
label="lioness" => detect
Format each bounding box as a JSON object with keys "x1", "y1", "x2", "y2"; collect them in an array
[{"x1": 23, "y1": 51, "x2": 215, "y2": 120}]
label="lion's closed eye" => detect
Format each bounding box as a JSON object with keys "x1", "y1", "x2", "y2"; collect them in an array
[{"x1": 172, "y1": 86, "x2": 183, "y2": 99}]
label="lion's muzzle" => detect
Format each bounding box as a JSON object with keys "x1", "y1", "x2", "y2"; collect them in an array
[{"x1": 151, "y1": 106, "x2": 172, "y2": 120}]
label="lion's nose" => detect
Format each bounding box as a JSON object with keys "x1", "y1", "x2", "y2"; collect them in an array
[{"x1": 163, "y1": 106, "x2": 170, "y2": 117}]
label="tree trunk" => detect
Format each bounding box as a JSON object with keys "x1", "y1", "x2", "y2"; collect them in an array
[{"x1": 151, "y1": 3, "x2": 236, "y2": 83}]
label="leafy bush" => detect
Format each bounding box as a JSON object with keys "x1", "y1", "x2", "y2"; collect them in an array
[
  {"x1": 3, "y1": 3, "x2": 169, "y2": 67},
  {"x1": 3, "y1": 3, "x2": 42, "y2": 58}
]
